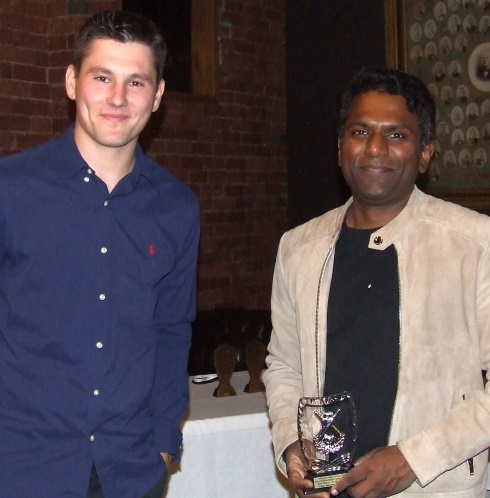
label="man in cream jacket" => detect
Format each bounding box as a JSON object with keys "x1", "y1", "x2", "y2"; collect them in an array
[{"x1": 264, "y1": 67, "x2": 490, "y2": 498}]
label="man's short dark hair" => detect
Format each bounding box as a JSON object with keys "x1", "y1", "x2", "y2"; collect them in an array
[
  {"x1": 73, "y1": 10, "x2": 167, "y2": 81},
  {"x1": 337, "y1": 67, "x2": 436, "y2": 149}
]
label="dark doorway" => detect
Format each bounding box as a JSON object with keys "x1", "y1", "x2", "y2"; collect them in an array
[
  {"x1": 286, "y1": 0, "x2": 387, "y2": 228},
  {"x1": 122, "y1": 0, "x2": 192, "y2": 93}
]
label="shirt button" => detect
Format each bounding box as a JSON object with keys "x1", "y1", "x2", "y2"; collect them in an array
[
  {"x1": 374, "y1": 236, "x2": 383, "y2": 245},
  {"x1": 99, "y1": 294, "x2": 106, "y2": 301},
  {"x1": 96, "y1": 342, "x2": 103, "y2": 349},
  {"x1": 84, "y1": 177, "x2": 90, "y2": 183},
  {"x1": 94, "y1": 389, "x2": 100, "y2": 396},
  {"x1": 101, "y1": 247, "x2": 108, "y2": 254},
  {"x1": 87, "y1": 168, "x2": 93, "y2": 175},
  {"x1": 104, "y1": 200, "x2": 109, "y2": 207},
  {"x1": 90, "y1": 435, "x2": 95, "y2": 442}
]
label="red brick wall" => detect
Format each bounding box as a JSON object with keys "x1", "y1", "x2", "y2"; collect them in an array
[{"x1": 0, "y1": 0, "x2": 287, "y2": 311}]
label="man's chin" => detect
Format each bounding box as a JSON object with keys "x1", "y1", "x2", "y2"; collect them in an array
[{"x1": 95, "y1": 134, "x2": 137, "y2": 149}]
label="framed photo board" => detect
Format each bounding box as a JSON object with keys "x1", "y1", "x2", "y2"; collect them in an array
[{"x1": 385, "y1": 0, "x2": 490, "y2": 211}]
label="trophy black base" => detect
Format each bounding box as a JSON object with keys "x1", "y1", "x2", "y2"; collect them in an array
[{"x1": 303, "y1": 469, "x2": 346, "y2": 495}]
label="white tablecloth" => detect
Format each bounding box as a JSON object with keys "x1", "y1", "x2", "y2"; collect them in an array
[{"x1": 163, "y1": 371, "x2": 294, "y2": 497}]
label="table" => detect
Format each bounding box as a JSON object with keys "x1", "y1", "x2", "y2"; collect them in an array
[{"x1": 163, "y1": 371, "x2": 294, "y2": 497}]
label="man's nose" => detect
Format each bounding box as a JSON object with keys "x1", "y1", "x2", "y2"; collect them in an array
[
  {"x1": 107, "y1": 82, "x2": 127, "y2": 107},
  {"x1": 365, "y1": 133, "x2": 389, "y2": 157}
]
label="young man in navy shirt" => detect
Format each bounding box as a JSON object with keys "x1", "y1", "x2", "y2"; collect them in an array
[{"x1": 0, "y1": 10, "x2": 199, "y2": 498}]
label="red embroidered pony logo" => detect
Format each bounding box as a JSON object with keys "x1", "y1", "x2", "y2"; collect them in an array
[{"x1": 149, "y1": 244, "x2": 156, "y2": 257}]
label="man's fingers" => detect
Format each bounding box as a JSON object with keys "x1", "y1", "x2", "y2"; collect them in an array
[{"x1": 331, "y1": 466, "x2": 362, "y2": 496}]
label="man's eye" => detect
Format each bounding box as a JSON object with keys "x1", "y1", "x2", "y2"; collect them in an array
[
  {"x1": 129, "y1": 81, "x2": 144, "y2": 87},
  {"x1": 389, "y1": 133, "x2": 406, "y2": 139},
  {"x1": 95, "y1": 76, "x2": 109, "y2": 83},
  {"x1": 351, "y1": 129, "x2": 366, "y2": 136}
]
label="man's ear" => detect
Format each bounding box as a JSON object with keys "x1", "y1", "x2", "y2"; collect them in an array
[
  {"x1": 419, "y1": 141, "x2": 435, "y2": 174},
  {"x1": 152, "y1": 79, "x2": 165, "y2": 112},
  {"x1": 65, "y1": 65, "x2": 77, "y2": 101}
]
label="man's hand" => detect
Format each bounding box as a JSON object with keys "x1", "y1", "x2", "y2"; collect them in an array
[
  {"x1": 160, "y1": 452, "x2": 171, "y2": 468},
  {"x1": 284, "y1": 440, "x2": 330, "y2": 498},
  {"x1": 331, "y1": 445, "x2": 416, "y2": 498}
]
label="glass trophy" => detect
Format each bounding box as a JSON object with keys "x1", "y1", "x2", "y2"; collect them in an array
[{"x1": 297, "y1": 392, "x2": 356, "y2": 494}]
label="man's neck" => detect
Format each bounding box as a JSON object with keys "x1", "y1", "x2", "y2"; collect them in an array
[
  {"x1": 345, "y1": 199, "x2": 408, "y2": 230},
  {"x1": 89, "y1": 151, "x2": 135, "y2": 193},
  {"x1": 74, "y1": 135, "x2": 137, "y2": 193}
]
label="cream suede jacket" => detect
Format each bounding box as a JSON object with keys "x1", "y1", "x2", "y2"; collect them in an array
[{"x1": 264, "y1": 187, "x2": 490, "y2": 497}]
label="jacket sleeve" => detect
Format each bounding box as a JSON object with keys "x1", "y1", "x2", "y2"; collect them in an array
[
  {"x1": 264, "y1": 234, "x2": 306, "y2": 476},
  {"x1": 150, "y1": 193, "x2": 200, "y2": 459},
  {"x1": 397, "y1": 243, "x2": 490, "y2": 487},
  {"x1": 397, "y1": 389, "x2": 490, "y2": 487}
]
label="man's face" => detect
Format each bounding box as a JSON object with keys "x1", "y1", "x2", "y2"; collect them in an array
[
  {"x1": 481, "y1": 51, "x2": 490, "y2": 68},
  {"x1": 338, "y1": 91, "x2": 433, "y2": 209},
  {"x1": 65, "y1": 39, "x2": 165, "y2": 152}
]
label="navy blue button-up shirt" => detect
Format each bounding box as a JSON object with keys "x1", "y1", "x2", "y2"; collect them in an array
[{"x1": 0, "y1": 126, "x2": 200, "y2": 498}]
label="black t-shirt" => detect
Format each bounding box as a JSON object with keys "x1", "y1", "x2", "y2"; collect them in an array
[{"x1": 325, "y1": 223, "x2": 400, "y2": 463}]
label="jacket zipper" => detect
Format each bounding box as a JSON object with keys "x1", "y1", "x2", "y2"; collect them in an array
[
  {"x1": 462, "y1": 394, "x2": 475, "y2": 475},
  {"x1": 315, "y1": 244, "x2": 335, "y2": 398},
  {"x1": 386, "y1": 246, "x2": 402, "y2": 448}
]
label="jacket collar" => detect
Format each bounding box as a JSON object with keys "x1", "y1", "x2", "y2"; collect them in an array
[
  {"x1": 367, "y1": 187, "x2": 424, "y2": 250},
  {"x1": 330, "y1": 187, "x2": 424, "y2": 250}
]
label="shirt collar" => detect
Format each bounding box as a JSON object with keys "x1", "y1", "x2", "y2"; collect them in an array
[
  {"x1": 52, "y1": 124, "x2": 89, "y2": 181},
  {"x1": 53, "y1": 124, "x2": 162, "y2": 193}
]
